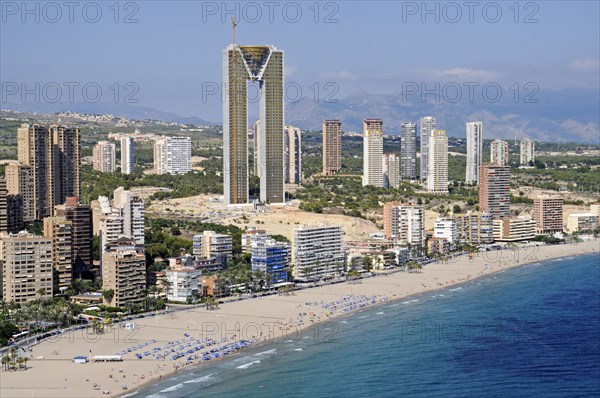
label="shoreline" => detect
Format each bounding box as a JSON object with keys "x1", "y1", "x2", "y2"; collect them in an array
[
  {"x1": 125, "y1": 243, "x2": 600, "y2": 397},
  {"x1": 1, "y1": 240, "x2": 598, "y2": 398}
]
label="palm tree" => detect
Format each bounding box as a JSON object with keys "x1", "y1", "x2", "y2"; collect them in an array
[
  {"x1": 284, "y1": 263, "x2": 294, "y2": 282},
  {"x1": 205, "y1": 296, "x2": 219, "y2": 311},
  {"x1": 103, "y1": 317, "x2": 113, "y2": 331},
  {"x1": 91, "y1": 318, "x2": 102, "y2": 334},
  {"x1": 1, "y1": 354, "x2": 10, "y2": 371},
  {"x1": 9, "y1": 348, "x2": 17, "y2": 371}
]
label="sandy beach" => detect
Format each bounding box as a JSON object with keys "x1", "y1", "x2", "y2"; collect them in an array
[{"x1": 1, "y1": 240, "x2": 598, "y2": 398}]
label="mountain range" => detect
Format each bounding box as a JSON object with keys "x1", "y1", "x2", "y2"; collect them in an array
[{"x1": 3, "y1": 88, "x2": 599, "y2": 143}]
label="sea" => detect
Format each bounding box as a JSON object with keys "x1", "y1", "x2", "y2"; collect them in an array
[{"x1": 134, "y1": 253, "x2": 600, "y2": 398}]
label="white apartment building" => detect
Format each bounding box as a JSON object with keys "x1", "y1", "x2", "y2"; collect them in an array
[
  {"x1": 465, "y1": 122, "x2": 483, "y2": 184},
  {"x1": 292, "y1": 225, "x2": 345, "y2": 281},
  {"x1": 284, "y1": 125, "x2": 302, "y2": 185},
  {"x1": 193, "y1": 231, "x2": 233, "y2": 264},
  {"x1": 93, "y1": 141, "x2": 117, "y2": 173},
  {"x1": 113, "y1": 187, "x2": 145, "y2": 245},
  {"x1": 363, "y1": 119, "x2": 384, "y2": 187},
  {"x1": 434, "y1": 217, "x2": 459, "y2": 243},
  {"x1": 120, "y1": 137, "x2": 135, "y2": 174},
  {"x1": 520, "y1": 138, "x2": 535, "y2": 166},
  {"x1": 490, "y1": 139, "x2": 509, "y2": 166},
  {"x1": 427, "y1": 130, "x2": 448, "y2": 194},
  {"x1": 166, "y1": 268, "x2": 202, "y2": 302},
  {"x1": 420, "y1": 116, "x2": 436, "y2": 182},
  {"x1": 383, "y1": 153, "x2": 400, "y2": 189},
  {"x1": 154, "y1": 136, "x2": 192, "y2": 175},
  {"x1": 383, "y1": 203, "x2": 425, "y2": 245}
]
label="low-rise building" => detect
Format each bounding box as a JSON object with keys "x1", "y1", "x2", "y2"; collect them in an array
[
  {"x1": 427, "y1": 237, "x2": 451, "y2": 256},
  {"x1": 566, "y1": 213, "x2": 599, "y2": 233},
  {"x1": 433, "y1": 217, "x2": 459, "y2": 244},
  {"x1": 193, "y1": 231, "x2": 232, "y2": 267},
  {"x1": 589, "y1": 203, "x2": 600, "y2": 219},
  {"x1": 166, "y1": 268, "x2": 202, "y2": 303},
  {"x1": 241, "y1": 228, "x2": 267, "y2": 253},
  {"x1": 492, "y1": 217, "x2": 536, "y2": 242}
]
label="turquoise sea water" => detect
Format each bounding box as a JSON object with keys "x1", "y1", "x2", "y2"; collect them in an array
[{"x1": 136, "y1": 253, "x2": 600, "y2": 398}]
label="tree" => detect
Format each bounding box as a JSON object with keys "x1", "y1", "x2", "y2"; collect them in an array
[
  {"x1": 1, "y1": 354, "x2": 10, "y2": 371},
  {"x1": 9, "y1": 347, "x2": 17, "y2": 371},
  {"x1": 93, "y1": 235, "x2": 101, "y2": 261},
  {"x1": 91, "y1": 318, "x2": 103, "y2": 334},
  {"x1": 102, "y1": 289, "x2": 115, "y2": 305}
]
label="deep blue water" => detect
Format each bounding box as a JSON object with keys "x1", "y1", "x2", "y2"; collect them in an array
[{"x1": 137, "y1": 253, "x2": 600, "y2": 398}]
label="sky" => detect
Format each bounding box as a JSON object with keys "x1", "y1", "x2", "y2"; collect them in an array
[{"x1": 1, "y1": 0, "x2": 599, "y2": 121}]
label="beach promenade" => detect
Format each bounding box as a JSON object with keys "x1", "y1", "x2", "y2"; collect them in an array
[{"x1": 1, "y1": 240, "x2": 598, "y2": 398}]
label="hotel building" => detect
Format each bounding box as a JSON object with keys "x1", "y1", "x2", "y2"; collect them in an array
[
  {"x1": 490, "y1": 139, "x2": 509, "y2": 166},
  {"x1": 493, "y1": 217, "x2": 536, "y2": 242},
  {"x1": 479, "y1": 164, "x2": 511, "y2": 218},
  {"x1": 120, "y1": 137, "x2": 135, "y2": 174},
  {"x1": 426, "y1": 130, "x2": 448, "y2": 194},
  {"x1": 322, "y1": 120, "x2": 342, "y2": 175},
  {"x1": 465, "y1": 122, "x2": 483, "y2": 184},
  {"x1": 93, "y1": 141, "x2": 117, "y2": 173},
  {"x1": 520, "y1": 138, "x2": 535, "y2": 166},
  {"x1": 18, "y1": 124, "x2": 80, "y2": 219},
  {"x1": 154, "y1": 136, "x2": 192, "y2": 175},
  {"x1": 5, "y1": 163, "x2": 34, "y2": 222},
  {"x1": 400, "y1": 122, "x2": 417, "y2": 180},
  {"x1": 419, "y1": 116, "x2": 436, "y2": 182},
  {"x1": 533, "y1": 196, "x2": 563, "y2": 234},
  {"x1": 383, "y1": 202, "x2": 425, "y2": 245},
  {"x1": 223, "y1": 44, "x2": 284, "y2": 204},
  {"x1": 0, "y1": 231, "x2": 53, "y2": 303},
  {"x1": 363, "y1": 119, "x2": 384, "y2": 187},
  {"x1": 292, "y1": 225, "x2": 345, "y2": 281}
]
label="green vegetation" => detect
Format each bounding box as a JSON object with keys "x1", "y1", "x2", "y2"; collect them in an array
[
  {"x1": 81, "y1": 164, "x2": 222, "y2": 202},
  {"x1": 512, "y1": 167, "x2": 600, "y2": 194},
  {"x1": 295, "y1": 175, "x2": 479, "y2": 220},
  {"x1": 0, "y1": 298, "x2": 83, "y2": 347},
  {"x1": 145, "y1": 218, "x2": 245, "y2": 267}
]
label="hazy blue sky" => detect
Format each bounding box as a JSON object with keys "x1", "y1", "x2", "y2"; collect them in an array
[{"x1": 2, "y1": 1, "x2": 599, "y2": 120}]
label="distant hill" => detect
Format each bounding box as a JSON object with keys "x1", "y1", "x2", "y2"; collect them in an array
[
  {"x1": 2, "y1": 102, "x2": 216, "y2": 126},
  {"x1": 286, "y1": 88, "x2": 600, "y2": 144},
  {"x1": 4, "y1": 87, "x2": 599, "y2": 143}
]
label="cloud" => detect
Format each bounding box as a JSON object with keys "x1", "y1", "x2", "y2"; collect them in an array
[
  {"x1": 321, "y1": 70, "x2": 358, "y2": 81},
  {"x1": 430, "y1": 67, "x2": 500, "y2": 81},
  {"x1": 568, "y1": 58, "x2": 600, "y2": 72}
]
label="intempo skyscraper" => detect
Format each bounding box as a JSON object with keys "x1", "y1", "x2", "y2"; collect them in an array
[{"x1": 222, "y1": 28, "x2": 284, "y2": 205}]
